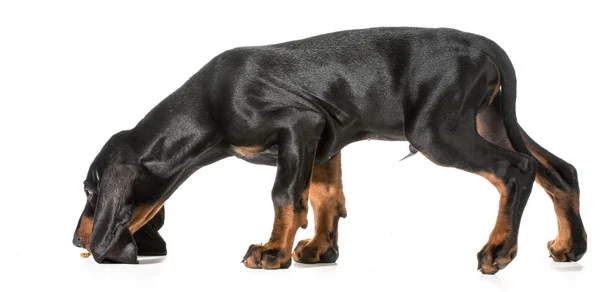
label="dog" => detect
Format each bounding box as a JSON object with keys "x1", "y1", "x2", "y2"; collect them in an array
[{"x1": 72, "y1": 27, "x2": 587, "y2": 274}]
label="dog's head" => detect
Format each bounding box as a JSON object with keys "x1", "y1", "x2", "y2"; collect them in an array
[{"x1": 72, "y1": 134, "x2": 141, "y2": 264}]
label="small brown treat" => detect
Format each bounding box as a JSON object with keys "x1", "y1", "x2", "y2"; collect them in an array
[{"x1": 80, "y1": 252, "x2": 91, "y2": 258}]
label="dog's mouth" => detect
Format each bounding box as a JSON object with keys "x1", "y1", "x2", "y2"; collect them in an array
[
  {"x1": 74, "y1": 215, "x2": 94, "y2": 254},
  {"x1": 73, "y1": 231, "x2": 92, "y2": 257}
]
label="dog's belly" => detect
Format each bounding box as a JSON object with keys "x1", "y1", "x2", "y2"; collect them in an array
[
  {"x1": 229, "y1": 127, "x2": 406, "y2": 167},
  {"x1": 230, "y1": 144, "x2": 279, "y2": 166}
]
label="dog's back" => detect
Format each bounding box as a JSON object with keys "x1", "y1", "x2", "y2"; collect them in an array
[{"x1": 194, "y1": 27, "x2": 501, "y2": 154}]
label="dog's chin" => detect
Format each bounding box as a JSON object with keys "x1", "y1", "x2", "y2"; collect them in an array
[
  {"x1": 78, "y1": 237, "x2": 91, "y2": 251},
  {"x1": 76, "y1": 243, "x2": 92, "y2": 258},
  {"x1": 78, "y1": 244, "x2": 91, "y2": 254}
]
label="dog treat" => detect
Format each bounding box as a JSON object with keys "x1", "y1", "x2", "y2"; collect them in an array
[{"x1": 80, "y1": 252, "x2": 91, "y2": 258}]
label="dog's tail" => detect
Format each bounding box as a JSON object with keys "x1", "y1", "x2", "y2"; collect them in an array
[
  {"x1": 483, "y1": 42, "x2": 530, "y2": 155},
  {"x1": 481, "y1": 38, "x2": 579, "y2": 194}
]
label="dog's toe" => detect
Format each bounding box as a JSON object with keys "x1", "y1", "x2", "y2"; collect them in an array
[
  {"x1": 242, "y1": 244, "x2": 291, "y2": 269},
  {"x1": 548, "y1": 238, "x2": 587, "y2": 263},
  {"x1": 292, "y1": 238, "x2": 339, "y2": 264},
  {"x1": 477, "y1": 241, "x2": 517, "y2": 275}
]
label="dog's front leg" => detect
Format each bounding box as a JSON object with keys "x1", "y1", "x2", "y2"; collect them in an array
[
  {"x1": 242, "y1": 113, "x2": 325, "y2": 269},
  {"x1": 293, "y1": 153, "x2": 347, "y2": 264}
]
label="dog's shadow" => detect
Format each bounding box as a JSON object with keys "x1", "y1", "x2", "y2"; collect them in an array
[
  {"x1": 137, "y1": 256, "x2": 340, "y2": 267},
  {"x1": 293, "y1": 262, "x2": 338, "y2": 269},
  {"x1": 138, "y1": 256, "x2": 167, "y2": 265},
  {"x1": 549, "y1": 261, "x2": 585, "y2": 272}
]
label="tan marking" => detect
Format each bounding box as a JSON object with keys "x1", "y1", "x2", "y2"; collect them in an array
[
  {"x1": 496, "y1": 244, "x2": 518, "y2": 267},
  {"x1": 293, "y1": 153, "x2": 346, "y2": 263},
  {"x1": 80, "y1": 252, "x2": 91, "y2": 258},
  {"x1": 529, "y1": 145, "x2": 579, "y2": 212},
  {"x1": 524, "y1": 144, "x2": 586, "y2": 260},
  {"x1": 477, "y1": 171, "x2": 510, "y2": 245},
  {"x1": 78, "y1": 215, "x2": 94, "y2": 251},
  {"x1": 550, "y1": 195, "x2": 572, "y2": 250},
  {"x1": 475, "y1": 171, "x2": 517, "y2": 273},
  {"x1": 264, "y1": 204, "x2": 304, "y2": 252},
  {"x1": 244, "y1": 204, "x2": 304, "y2": 269},
  {"x1": 489, "y1": 62, "x2": 501, "y2": 105},
  {"x1": 544, "y1": 187, "x2": 577, "y2": 262},
  {"x1": 243, "y1": 145, "x2": 319, "y2": 269},
  {"x1": 128, "y1": 203, "x2": 164, "y2": 234},
  {"x1": 232, "y1": 145, "x2": 264, "y2": 158}
]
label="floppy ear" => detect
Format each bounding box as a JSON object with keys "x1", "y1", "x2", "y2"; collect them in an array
[
  {"x1": 133, "y1": 206, "x2": 167, "y2": 256},
  {"x1": 89, "y1": 163, "x2": 139, "y2": 264}
]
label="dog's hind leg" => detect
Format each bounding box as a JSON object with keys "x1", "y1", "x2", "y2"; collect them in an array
[
  {"x1": 292, "y1": 153, "x2": 347, "y2": 264},
  {"x1": 521, "y1": 129, "x2": 586, "y2": 262},
  {"x1": 242, "y1": 112, "x2": 325, "y2": 269},
  {"x1": 477, "y1": 104, "x2": 587, "y2": 263},
  {"x1": 406, "y1": 57, "x2": 543, "y2": 274},
  {"x1": 410, "y1": 115, "x2": 537, "y2": 274}
]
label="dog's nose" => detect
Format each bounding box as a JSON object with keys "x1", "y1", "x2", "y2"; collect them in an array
[{"x1": 73, "y1": 236, "x2": 82, "y2": 248}]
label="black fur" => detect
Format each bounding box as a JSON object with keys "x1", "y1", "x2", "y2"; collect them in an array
[
  {"x1": 72, "y1": 27, "x2": 585, "y2": 273},
  {"x1": 133, "y1": 206, "x2": 167, "y2": 256}
]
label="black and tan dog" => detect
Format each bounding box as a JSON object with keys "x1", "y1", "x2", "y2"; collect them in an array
[{"x1": 72, "y1": 27, "x2": 586, "y2": 274}]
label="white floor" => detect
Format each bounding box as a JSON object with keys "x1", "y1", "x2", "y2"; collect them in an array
[
  {"x1": 7, "y1": 145, "x2": 599, "y2": 292},
  {"x1": 3, "y1": 2, "x2": 598, "y2": 291},
  {"x1": 9, "y1": 249, "x2": 599, "y2": 292}
]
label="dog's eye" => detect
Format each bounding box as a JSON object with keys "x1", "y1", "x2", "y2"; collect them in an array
[
  {"x1": 86, "y1": 190, "x2": 97, "y2": 206},
  {"x1": 85, "y1": 188, "x2": 95, "y2": 197}
]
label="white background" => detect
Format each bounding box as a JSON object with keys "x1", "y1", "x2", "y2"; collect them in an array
[{"x1": 2, "y1": 1, "x2": 598, "y2": 291}]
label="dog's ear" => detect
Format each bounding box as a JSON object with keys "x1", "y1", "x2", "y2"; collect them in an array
[
  {"x1": 133, "y1": 206, "x2": 167, "y2": 256},
  {"x1": 89, "y1": 163, "x2": 139, "y2": 264}
]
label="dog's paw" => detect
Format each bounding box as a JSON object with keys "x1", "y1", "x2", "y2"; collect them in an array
[
  {"x1": 477, "y1": 241, "x2": 518, "y2": 275},
  {"x1": 292, "y1": 239, "x2": 339, "y2": 264},
  {"x1": 547, "y1": 238, "x2": 586, "y2": 262},
  {"x1": 241, "y1": 244, "x2": 292, "y2": 269}
]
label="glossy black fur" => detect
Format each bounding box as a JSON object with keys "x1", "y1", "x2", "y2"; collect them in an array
[
  {"x1": 72, "y1": 27, "x2": 585, "y2": 271},
  {"x1": 133, "y1": 206, "x2": 167, "y2": 256}
]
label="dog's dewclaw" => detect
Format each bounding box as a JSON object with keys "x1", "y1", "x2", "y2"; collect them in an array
[{"x1": 80, "y1": 252, "x2": 91, "y2": 258}]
